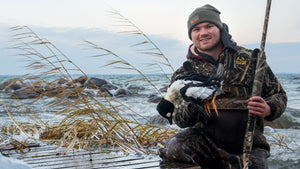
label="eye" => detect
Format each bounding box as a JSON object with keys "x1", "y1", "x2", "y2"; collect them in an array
[
  {"x1": 192, "y1": 27, "x2": 200, "y2": 32},
  {"x1": 206, "y1": 24, "x2": 214, "y2": 29}
]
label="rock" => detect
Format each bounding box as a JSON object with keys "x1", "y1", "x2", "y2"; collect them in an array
[
  {"x1": 0, "y1": 78, "x2": 18, "y2": 90},
  {"x1": 11, "y1": 88, "x2": 39, "y2": 99},
  {"x1": 72, "y1": 76, "x2": 88, "y2": 85},
  {"x1": 84, "y1": 77, "x2": 117, "y2": 90},
  {"x1": 159, "y1": 86, "x2": 168, "y2": 92},
  {"x1": 57, "y1": 78, "x2": 68, "y2": 85},
  {"x1": 66, "y1": 76, "x2": 88, "y2": 88},
  {"x1": 82, "y1": 89, "x2": 98, "y2": 97},
  {"x1": 62, "y1": 88, "x2": 80, "y2": 99},
  {"x1": 264, "y1": 117, "x2": 289, "y2": 129},
  {"x1": 41, "y1": 83, "x2": 58, "y2": 92},
  {"x1": 148, "y1": 115, "x2": 169, "y2": 126},
  {"x1": 84, "y1": 77, "x2": 107, "y2": 88},
  {"x1": 97, "y1": 88, "x2": 113, "y2": 97},
  {"x1": 41, "y1": 84, "x2": 67, "y2": 97},
  {"x1": 69, "y1": 82, "x2": 82, "y2": 88},
  {"x1": 148, "y1": 95, "x2": 162, "y2": 103},
  {"x1": 127, "y1": 84, "x2": 145, "y2": 94},
  {"x1": 0, "y1": 78, "x2": 22, "y2": 90},
  {"x1": 32, "y1": 81, "x2": 82, "y2": 99},
  {"x1": 8, "y1": 82, "x2": 22, "y2": 90},
  {"x1": 0, "y1": 78, "x2": 33, "y2": 91},
  {"x1": 102, "y1": 83, "x2": 118, "y2": 90},
  {"x1": 114, "y1": 88, "x2": 132, "y2": 96}
]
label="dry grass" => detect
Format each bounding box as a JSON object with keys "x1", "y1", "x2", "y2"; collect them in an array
[
  {"x1": 270, "y1": 133, "x2": 300, "y2": 152},
  {"x1": 1, "y1": 15, "x2": 177, "y2": 155}
]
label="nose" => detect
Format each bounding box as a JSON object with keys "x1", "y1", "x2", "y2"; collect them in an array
[{"x1": 199, "y1": 28, "x2": 209, "y2": 36}]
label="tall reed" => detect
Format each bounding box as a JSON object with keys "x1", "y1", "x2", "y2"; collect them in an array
[{"x1": 1, "y1": 22, "x2": 177, "y2": 155}]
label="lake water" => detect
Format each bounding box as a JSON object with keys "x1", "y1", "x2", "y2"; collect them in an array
[{"x1": 0, "y1": 73, "x2": 299, "y2": 168}]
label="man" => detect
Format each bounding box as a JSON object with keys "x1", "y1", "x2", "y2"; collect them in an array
[{"x1": 157, "y1": 4, "x2": 287, "y2": 169}]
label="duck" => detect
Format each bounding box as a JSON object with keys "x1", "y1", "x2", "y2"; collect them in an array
[{"x1": 157, "y1": 62, "x2": 223, "y2": 125}]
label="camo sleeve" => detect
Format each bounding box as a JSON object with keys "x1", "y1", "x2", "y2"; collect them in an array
[
  {"x1": 171, "y1": 66, "x2": 185, "y2": 83},
  {"x1": 262, "y1": 64, "x2": 287, "y2": 121},
  {"x1": 172, "y1": 100, "x2": 197, "y2": 128}
]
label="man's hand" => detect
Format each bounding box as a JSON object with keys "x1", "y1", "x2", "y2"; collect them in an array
[{"x1": 247, "y1": 96, "x2": 271, "y2": 118}]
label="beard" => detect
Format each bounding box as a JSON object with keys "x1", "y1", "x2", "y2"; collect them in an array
[{"x1": 196, "y1": 40, "x2": 223, "y2": 53}]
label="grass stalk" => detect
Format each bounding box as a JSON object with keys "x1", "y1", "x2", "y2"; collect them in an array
[{"x1": 1, "y1": 8, "x2": 178, "y2": 155}]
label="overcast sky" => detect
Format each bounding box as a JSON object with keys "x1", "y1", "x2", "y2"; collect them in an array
[{"x1": 1, "y1": 0, "x2": 300, "y2": 74}]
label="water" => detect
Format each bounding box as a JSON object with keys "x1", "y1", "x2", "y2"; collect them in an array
[{"x1": 0, "y1": 73, "x2": 300, "y2": 168}]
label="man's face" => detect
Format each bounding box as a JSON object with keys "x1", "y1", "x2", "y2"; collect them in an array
[{"x1": 191, "y1": 22, "x2": 222, "y2": 53}]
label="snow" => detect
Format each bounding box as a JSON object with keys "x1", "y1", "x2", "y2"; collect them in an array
[{"x1": 0, "y1": 154, "x2": 31, "y2": 169}]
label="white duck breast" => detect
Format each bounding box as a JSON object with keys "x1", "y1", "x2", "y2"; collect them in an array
[
  {"x1": 164, "y1": 79, "x2": 203, "y2": 103},
  {"x1": 185, "y1": 86, "x2": 214, "y2": 100}
]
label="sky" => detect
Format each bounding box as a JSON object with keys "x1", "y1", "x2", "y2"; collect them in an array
[{"x1": 0, "y1": 0, "x2": 300, "y2": 75}]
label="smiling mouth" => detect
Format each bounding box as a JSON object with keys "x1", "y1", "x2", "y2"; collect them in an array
[{"x1": 200, "y1": 37, "x2": 211, "y2": 41}]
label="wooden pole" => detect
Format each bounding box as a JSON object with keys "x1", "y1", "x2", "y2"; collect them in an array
[{"x1": 242, "y1": 0, "x2": 272, "y2": 168}]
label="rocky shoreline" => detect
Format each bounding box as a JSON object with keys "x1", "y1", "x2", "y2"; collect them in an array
[
  {"x1": 0, "y1": 76, "x2": 287, "y2": 128},
  {"x1": 0, "y1": 76, "x2": 156, "y2": 100}
]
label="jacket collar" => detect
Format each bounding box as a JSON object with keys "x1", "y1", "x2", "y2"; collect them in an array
[{"x1": 186, "y1": 45, "x2": 218, "y2": 65}]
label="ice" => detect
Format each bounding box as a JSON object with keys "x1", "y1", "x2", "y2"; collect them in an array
[{"x1": 0, "y1": 154, "x2": 31, "y2": 169}]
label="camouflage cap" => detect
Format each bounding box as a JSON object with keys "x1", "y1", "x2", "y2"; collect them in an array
[{"x1": 187, "y1": 4, "x2": 223, "y2": 40}]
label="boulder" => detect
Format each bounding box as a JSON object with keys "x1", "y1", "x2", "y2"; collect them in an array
[
  {"x1": 148, "y1": 114, "x2": 169, "y2": 126},
  {"x1": 61, "y1": 88, "x2": 80, "y2": 99},
  {"x1": 43, "y1": 85, "x2": 68, "y2": 97},
  {"x1": 11, "y1": 88, "x2": 39, "y2": 99},
  {"x1": 83, "y1": 89, "x2": 97, "y2": 97},
  {"x1": 72, "y1": 76, "x2": 88, "y2": 85},
  {"x1": 57, "y1": 78, "x2": 68, "y2": 85},
  {"x1": 264, "y1": 117, "x2": 290, "y2": 129},
  {"x1": 0, "y1": 78, "x2": 33, "y2": 91},
  {"x1": 114, "y1": 88, "x2": 132, "y2": 97},
  {"x1": 0, "y1": 78, "x2": 21, "y2": 90},
  {"x1": 148, "y1": 95, "x2": 162, "y2": 103},
  {"x1": 159, "y1": 85, "x2": 168, "y2": 93},
  {"x1": 84, "y1": 77, "x2": 117, "y2": 90},
  {"x1": 97, "y1": 88, "x2": 113, "y2": 97},
  {"x1": 127, "y1": 84, "x2": 145, "y2": 94},
  {"x1": 102, "y1": 83, "x2": 117, "y2": 90},
  {"x1": 66, "y1": 76, "x2": 88, "y2": 88}
]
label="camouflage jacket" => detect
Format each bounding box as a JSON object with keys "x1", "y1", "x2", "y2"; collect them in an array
[{"x1": 170, "y1": 45, "x2": 287, "y2": 154}]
